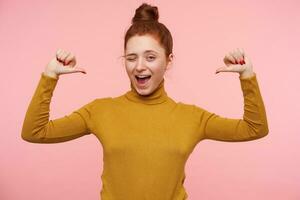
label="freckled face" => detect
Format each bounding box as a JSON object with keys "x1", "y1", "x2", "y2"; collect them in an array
[{"x1": 124, "y1": 34, "x2": 173, "y2": 96}]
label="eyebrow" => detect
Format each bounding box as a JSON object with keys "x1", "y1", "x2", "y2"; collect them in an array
[{"x1": 125, "y1": 50, "x2": 158, "y2": 57}]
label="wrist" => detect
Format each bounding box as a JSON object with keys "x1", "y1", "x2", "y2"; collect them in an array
[
  {"x1": 239, "y1": 69, "x2": 254, "y2": 79},
  {"x1": 43, "y1": 71, "x2": 58, "y2": 79}
]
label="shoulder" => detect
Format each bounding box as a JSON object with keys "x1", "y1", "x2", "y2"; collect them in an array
[
  {"x1": 174, "y1": 101, "x2": 197, "y2": 113},
  {"x1": 93, "y1": 97, "x2": 114, "y2": 107},
  {"x1": 79, "y1": 97, "x2": 114, "y2": 116},
  {"x1": 78, "y1": 97, "x2": 113, "y2": 111},
  {"x1": 94, "y1": 97, "x2": 113, "y2": 103},
  {"x1": 176, "y1": 101, "x2": 193, "y2": 108},
  {"x1": 175, "y1": 101, "x2": 210, "y2": 117}
]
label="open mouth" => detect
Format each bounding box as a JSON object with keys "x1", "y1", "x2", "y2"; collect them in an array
[{"x1": 135, "y1": 75, "x2": 151, "y2": 85}]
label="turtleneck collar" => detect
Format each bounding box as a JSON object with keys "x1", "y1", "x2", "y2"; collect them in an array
[{"x1": 125, "y1": 79, "x2": 168, "y2": 105}]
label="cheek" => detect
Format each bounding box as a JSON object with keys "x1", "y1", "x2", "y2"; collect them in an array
[
  {"x1": 151, "y1": 65, "x2": 166, "y2": 75},
  {"x1": 125, "y1": 64, "x2": 134, "y2": 73},
  {"x1": 149, "y1": 60, "x2": 166, "y2": 72}
]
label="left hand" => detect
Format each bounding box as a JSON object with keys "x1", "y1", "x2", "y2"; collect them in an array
[{"x1": 215, "y1": 48, "x2": 254, "y2": 78}]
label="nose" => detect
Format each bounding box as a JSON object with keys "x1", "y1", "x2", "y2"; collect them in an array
[{"x1": 135, "y1": 58, "x2": 147, "y2": 72}]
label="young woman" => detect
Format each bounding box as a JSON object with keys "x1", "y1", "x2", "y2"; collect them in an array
[{"x1": 21, "y1": 3, "x2": 268, "y2": 200}]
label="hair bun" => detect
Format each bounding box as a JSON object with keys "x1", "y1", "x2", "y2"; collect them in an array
[{"x1": 132, "y1": 3, "x2": 159, "y2": 24}]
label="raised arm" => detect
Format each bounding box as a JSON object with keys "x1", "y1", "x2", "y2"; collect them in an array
[
  {"x1": 194, "y1": 73, "x2": 268, "y2": 142},
  {"x1": 21, "y1": 72, "x2": 96, "y2": 143},
  {"x1": 21, "y1": 49, "x2": 93, "y2": 143},
  {"x1": 194, "y1": 48, "x2": 268, "y2": 142}
]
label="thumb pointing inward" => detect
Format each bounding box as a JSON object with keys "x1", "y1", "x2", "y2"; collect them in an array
[{"x1": 63, "y1": 66, "x2": 87, "y2": 74}]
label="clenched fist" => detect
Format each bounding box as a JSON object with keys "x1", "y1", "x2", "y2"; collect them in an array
[
  {"x1": 44, "y1": 49, "x2": 87, "y2": 79},
  {"x1": 216, "y1": 48, "x2": 254, "y2": 79}
]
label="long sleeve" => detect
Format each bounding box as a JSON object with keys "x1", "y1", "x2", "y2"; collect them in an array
[
  {"x1": 194, "y1": 73, "x2": 269, "y2": 142},
  {"x1": 21, "y1": 72, "x2": 95, "y2": 143}
]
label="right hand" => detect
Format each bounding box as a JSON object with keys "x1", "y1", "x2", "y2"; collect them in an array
[{"x1": 44, "y1": 49, "x2": 87, "y2": 78}]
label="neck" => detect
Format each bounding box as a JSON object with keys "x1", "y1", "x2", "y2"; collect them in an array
[{"x1": 125, "y1": 79, "x2": 168, "y2": 105}]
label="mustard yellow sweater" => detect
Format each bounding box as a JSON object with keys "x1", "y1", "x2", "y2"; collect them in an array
[{"x1": 21, "y1": 72, "x2": 268, "y2": 200}]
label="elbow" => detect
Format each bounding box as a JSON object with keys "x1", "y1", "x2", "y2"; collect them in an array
[
  {"x1": 21, "y1": 117, "x2": 48, "y2": 143},
  {"x1": 256, "y1": 122, "x2": 269, "y2": 139},
  {"x1": 21, "y1": 133, "x2": 44, "y2": 143},
  {"x1": 21, "y1": 127, "x2": 45, "y2": 143},
  {"x1": 21, "y1": 124, "x2": 35, "y2": 142},
  {"x1": 21, "y1": 131, "x2": 37, "y2": 143},
  {"x1": 245, "y1": 115, "x2": 269, "y2": 139},
  {"x1": 21, "y1": 126, "x2": 32, "y2": 142},
  {"x1": 21, "y1": 133, "x2": 33, "y2": 142}
]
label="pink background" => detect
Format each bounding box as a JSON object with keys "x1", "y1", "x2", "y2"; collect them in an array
[{"x1": 1, "y1": 0, "x2": 299, "y2": 199}]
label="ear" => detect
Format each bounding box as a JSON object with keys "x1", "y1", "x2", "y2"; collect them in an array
[{"x1": 165, "y1": 53, "x2": 174, "y2": 71}]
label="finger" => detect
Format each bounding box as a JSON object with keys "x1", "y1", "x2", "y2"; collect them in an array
[
  {"x1": 216, "y1": 62, "x2": 247, "y2": 74},
  {"x1": 243, "y1": 54, "x2": 251, "y2": 65},
  {"x1": 224, "y1": 53, "x2": 236, "y2": 65},
  {"x1": 64, "y1": 67, "x2": 87, "y2": 74},
  {"x1": 57, "y1": 49, "x2": 66, "y2": 61},
  {"x1": 236, "y1": 48, "x2": 245, "y2": 64},
  {"x1": 56, "y1": 49, "x2": 61, "y2": 55},
  {"x1": 242, "y1": 49, "x2": 249, "y2": 64},
  {"x1": 61, "y1": 51, "x2": 70, "y2": 63},
  {"x1": 238, "y1": 48, "x2": 245, "y2": 59},
  {"x1": 75, "y1": 67, "x2": 87, "y2": 74},
  {"x1": 65, "y1": 53, "x2": 75, "y2": 65},
  {"x1": 228, "y1": 51, "x2": 237, "y2": 64},
  {"x1": 229, "y1": 50, "x2": 239, "y2": 64},
  {"x1": 233, "y1": 50, "x2": 242, "y2": 64},
  {"x1": 215, "y1": 65, "x2": 234, "y2": 73},
  {"x1": 232, "y1": 49, "x2": 243, "y2": 64},
  {"x1": 56, "y1": 49, "x2": 62, "y2": 60},
  {"x1": 57, "y1": 50, "x2": 68, "y2": 62},
  {"x1": 238, "y1": 48, "x2": 246, "y2": 64}
]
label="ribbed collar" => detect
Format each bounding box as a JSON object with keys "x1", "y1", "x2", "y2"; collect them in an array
[{"x1": 125, "y1": 79, "x2": 168, "y2": 105}]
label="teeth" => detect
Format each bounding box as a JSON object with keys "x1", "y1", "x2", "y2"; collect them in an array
[{"x1": 136, "y1": 75, "x2": 150, "y2": 78}]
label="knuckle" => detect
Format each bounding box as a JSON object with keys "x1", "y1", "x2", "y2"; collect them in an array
[{"x1": 230, "y1": 51, "x2": 235, "y2": 57}]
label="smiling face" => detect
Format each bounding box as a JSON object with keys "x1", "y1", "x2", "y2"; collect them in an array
[{"x1": 124, "y1": 34, "x2": 173, "y2": 96}]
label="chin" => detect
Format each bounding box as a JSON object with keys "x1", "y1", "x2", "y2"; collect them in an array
[{"x1": 135, "y1": 85, "x2": 152, "y2": 96}]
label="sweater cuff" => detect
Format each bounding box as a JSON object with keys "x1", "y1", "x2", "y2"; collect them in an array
[
  {"x1": 41, "y1": 72, "x2": 59, "y2": 80},
  {"x1": 39, "y1": 72, "x2": 59, "y2": 93},
  {"x1": 239, "y1": 72, "x2": 259, "y2": 95}
]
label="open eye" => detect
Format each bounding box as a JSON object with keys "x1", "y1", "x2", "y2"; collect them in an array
[{"x1": 147, "y1": 56, "x2": 156, "y2": 61}]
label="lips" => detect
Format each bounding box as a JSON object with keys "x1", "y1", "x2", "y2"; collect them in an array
[
  {"x1": 135, "y1": 75, "x2": 151, "y2": 79},
  {"x1": 135, "y1": 75, "x2": 151, "y2": 86}
]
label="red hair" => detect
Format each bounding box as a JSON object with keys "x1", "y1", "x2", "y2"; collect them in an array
[{"x1": 124, "y1": 3, "x2": 173, "y2": 62}]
